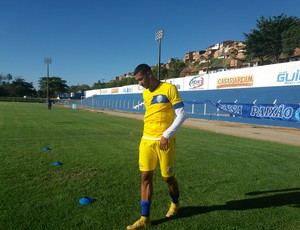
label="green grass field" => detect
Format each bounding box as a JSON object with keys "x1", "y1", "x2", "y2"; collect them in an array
[{"x1": 0, "y1": 102, "x2": 300, "y2": 230}]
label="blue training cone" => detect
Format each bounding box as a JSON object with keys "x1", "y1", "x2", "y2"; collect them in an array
[
  {"x1": 79, "y1": 197, "x2": 94, "y2": 205},
  {"x1": 53, "y1": 161, "x2": 62, "y2": 166},
  {"x1": 43, "y1": 147, "x2": 50, "y2": 151}
]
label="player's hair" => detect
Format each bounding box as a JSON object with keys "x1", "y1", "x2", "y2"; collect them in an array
[{"x1": 134, "y1": 64, "x2": 151, "y2": 75}]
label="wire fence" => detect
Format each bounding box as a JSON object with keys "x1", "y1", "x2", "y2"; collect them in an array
[
  {"x1": 69, "y1": 97, "x2": 223, "y2": 115},
  {"x1": 0, "y1": 97, "x2": 46, "y2": 103}
]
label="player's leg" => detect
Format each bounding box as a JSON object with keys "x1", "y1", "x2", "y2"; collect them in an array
[
  {"x1": 159, "y1": 139, "x2": 180, "y2": 217},
  {"x1": 163, "y1": 176, "x2": 180, "y2": 217},
  {"x1": 127, "y1": 140, "x2": 158, "y2": 229},
  {"x1": 163, "y1": 176, "x2": 179, "y2": 201},
  {"x1": 127, "y1": 171, "x2": 153, "y2": 230},
  {"x1": 141, "y1": 170, "x2": 154, "y2": 201}
]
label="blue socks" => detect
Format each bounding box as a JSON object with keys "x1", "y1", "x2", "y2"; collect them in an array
[
  {"x1": 140, "y1": 200, "x2": 151, "y2": 217},
  {"x1": 170, "y1": 192, "x2": 180, "y2": 204},
  {"x1": 140, "y1": 193, "x2": 179, "y2": 217}
]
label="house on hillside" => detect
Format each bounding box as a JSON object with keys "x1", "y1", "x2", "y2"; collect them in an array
[{"x1": 183, "y1": 40, "x2": 246, "y2": 68}]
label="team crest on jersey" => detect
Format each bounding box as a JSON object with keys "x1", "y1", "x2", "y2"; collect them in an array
[
  {"x1": 156, "y1": 95, "x2": 163, "y2": 103},
  {"x1": 151, "y1": 94, "x2": 169, "y2": 104}
]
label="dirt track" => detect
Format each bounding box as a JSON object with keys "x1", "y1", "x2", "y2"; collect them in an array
[{"x1": 89, "y1": 109, "x2": 300, "y2": 147}]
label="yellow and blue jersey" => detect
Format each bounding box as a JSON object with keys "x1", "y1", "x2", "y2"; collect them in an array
[{"x1": 142, "y1": 82, "x2": 184, "y2": 139}]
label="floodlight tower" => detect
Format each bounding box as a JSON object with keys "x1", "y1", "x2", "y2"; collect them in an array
[
  {"x1": 44, "y1": 57, "x2": 52, "y2": 100},
  {"x1": 155, "y1": 29, "x2": 164, "y2": 80}
]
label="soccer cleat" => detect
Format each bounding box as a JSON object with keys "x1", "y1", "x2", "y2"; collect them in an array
[
  {"x1": 127, "y1": 216, "x2": 151, "y2": 229},
  {"x1": 166, "y1": 202, "x2": 179, "y2": 218}
]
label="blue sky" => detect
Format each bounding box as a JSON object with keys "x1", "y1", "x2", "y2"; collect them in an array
[{"x1": 1, "y1": 0, "x2": 299, "y2": 89}]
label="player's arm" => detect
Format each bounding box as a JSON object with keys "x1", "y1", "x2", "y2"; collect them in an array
[
  {"x1": 162, "y1": 106, "x2": 187, "y2": 140},
  {"x1": 160, "y1": 105, "x2": 187, "y2": 150}
]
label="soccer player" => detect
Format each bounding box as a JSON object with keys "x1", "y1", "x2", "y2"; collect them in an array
[
  {"x1": 127, "y1": 64, "x2": 187, "y2": 229},
  {"x1": 48, "y1": 98, "x2": 52, "y2": 110}
]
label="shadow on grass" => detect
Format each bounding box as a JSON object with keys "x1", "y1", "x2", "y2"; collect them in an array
[{"x1": 152, "y1": 188, "x2": 300, "y2": 226}]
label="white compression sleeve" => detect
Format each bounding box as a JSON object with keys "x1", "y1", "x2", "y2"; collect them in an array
[{"x1": 162, "y1": 107, "x2": 187, "y2": 139}]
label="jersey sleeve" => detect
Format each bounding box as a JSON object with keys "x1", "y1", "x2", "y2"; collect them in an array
[{"x1": 168, "y1": 84, "x2": 184, "y2": 108}]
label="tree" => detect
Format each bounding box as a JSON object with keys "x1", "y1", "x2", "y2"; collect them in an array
[
  {"x1": 244, "y1": 14, "x2": 299, "y2": 63},
  {"x1": 0, "y1": 87, "x2": 7, "y2": 96},
  {"x1": 104, "y1": 76, "x2": 136, "y2": 88},
  {"x1": 0, "y1": 83, "x2": 9, "y2": 96},
  {"x1": 167, "y1": 58, "x2": 186, "y2": 79},
  {"x1": 38, "y1": 76, "x2": 68, "y2": 98},
  {"x1": 91, "y1": 81, "x2": 107, "y2": 89},
  {"x1": 69, "y1": 84, "x2": 91, "y2": 93},
  {"x1": 151, "y1": 65, "x2": 168, "y2": 80},
  {"x1": 0, "y1": 74, "x2": 10, "y2": 96},
  {"x1": 126, "y1": 76, "x2": 137, "y2": 85},
  {"x1": 0, "y1": 74, "x2": 36, "y2": 97},
  {"x1": 282, "y1": 23, "x2": 300, "y2": 56},
  {"x1": 9, "y1": 78, "x2": 36, "y2": 97}
]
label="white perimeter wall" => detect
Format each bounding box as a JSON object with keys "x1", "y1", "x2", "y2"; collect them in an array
[{"x1": 85, "y1": 61, "x2": 300, "y2": 97}]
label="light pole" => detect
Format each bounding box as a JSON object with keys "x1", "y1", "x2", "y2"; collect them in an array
[
  {"x1": 44, "y1": 57, "x2": 52, "y2": 100},
  {"x1": 155, "y1": 29, "x2": 164, "y2": 80}
]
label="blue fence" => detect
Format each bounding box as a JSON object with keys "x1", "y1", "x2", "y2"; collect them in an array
[{"x1": 79, "y1": 85, "x2": 300, "y2": 129}]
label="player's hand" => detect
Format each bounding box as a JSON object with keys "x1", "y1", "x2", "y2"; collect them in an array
[{"x1": 160, "y1": 136, "x2": 168, "y2": 151}]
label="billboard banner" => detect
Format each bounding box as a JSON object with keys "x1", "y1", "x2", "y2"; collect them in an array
[
  {"x1": 83, "y1": 61, "x2": 300, "y2": 97},
  {"x1": 100, "y1": 88, "x2": 111, "y2": 95},
  {"x1": 166, "y1": 78, "x2": 184, "y2": 91},
  {"x1": 122, "y1": 85, "x2": 134, "y2": 94},
  {"x1": 111, "y1": 87, "x2": 120, "y2": 94},
  {"x1": 207, "y1": 100, "x2": 300, "y2": 122},
  {"x1": 216, "y1": 75, "x2": 254, "y2": 88},
  {"x1": 206, "y1": 61, "x2": 300, "y2": 89},
  {"x1": 183, "y1": 75, "x2": 207, "y2": 91},
  {"x1": 85, "y1": 89, "x2": 100, "y2": 97}
]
